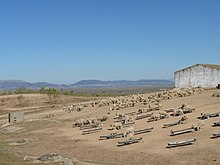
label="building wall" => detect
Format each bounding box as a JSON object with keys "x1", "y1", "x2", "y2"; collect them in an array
[
  {"x1": 9, "y1": 112, "x2": 24, "y2": 123},
  {"x1": 175, "y1": 65, "x2": 220, "y2": 88}
]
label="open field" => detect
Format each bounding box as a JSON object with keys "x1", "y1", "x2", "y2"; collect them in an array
[
  {"x1": 0, "y1": 93, "x2": 99, "y2": 116},
  {"x1": 69, "y1": 85, "x2": 174, "y2": 95},
  {"x1": 0, "y1": 88, "x2": 220, "y2": 165}
]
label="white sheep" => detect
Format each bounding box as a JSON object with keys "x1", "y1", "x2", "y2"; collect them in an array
[
  {"x1": 110, "y1": 122, "x2": 123, "y2": 130},
  {"x1": 124, "y1": 126, "x2": 134, "y2": 141},
  {"x1": 124, "y1": 115, "x2": 134, "y2": 124}
]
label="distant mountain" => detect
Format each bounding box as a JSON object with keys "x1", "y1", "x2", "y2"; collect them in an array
[
  {"x1": 0, "y1": 80, "x2": 66, "y2": 90},
  {"x1": 72, "y1": 79, "x2": 174, "y2": 87},
  {"x1": 0, "y1": 79, "x2": 174, "y2": 90},
  {"x1": 0, "y1": 80, "x2": 32, "y2": 90},
  {"x1": 32, "y1": 82, "x2": 68, "y2": 88},
  {"x1": 73, "y1": 80, "x2": 104, "y2": 86}
]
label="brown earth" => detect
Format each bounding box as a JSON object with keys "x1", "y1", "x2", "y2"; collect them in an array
[
  {"x1": 0, "y1": 93, "x2": 98, "y2": 116},
  {"x1": 0, "y1": 89, "x2": 220, "y2": 165}
]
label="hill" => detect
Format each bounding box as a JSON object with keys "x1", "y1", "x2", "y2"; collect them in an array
[
  {"x1": 73, "y1": 79, "x2": 174, "y2": 87},
  {"x1": 0, "y1": 79, "x2": 174, "y2": 90}
]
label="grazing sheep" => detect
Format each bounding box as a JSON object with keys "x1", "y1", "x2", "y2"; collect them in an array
[
  {"x1": 196, "y1": 120, "x2": 205, "y2": 131},
  {"x1": 109, "y1": 107, "x2": 114, "y2": 111},
  {"x1": 72, "y1": 119, "x2": 86, "y2": 127},
  {"x1": 110, "y1": 127, "x2": 117, "y2": 136},
  {"x1": 180, "y1": 115, "x2": 188, "y2": 124},
  {"x1": 124, "y1": 126, "x2": 134, "y2": 141},
  {"x1": 137, "y1": 108, "x2": 148, "y2": 114},
  {"x1": 110, "y1": 122, "x2": 123, "y2": 130},
  {"x1": 172, "y1": 109, "x2": 184, "y2": 116},
  {"x1": 148, "y1": 114, "x2": 160, "y2": 122},
  {"x1": 124, "y1": 115, "x2": 134, "y2": 124},
  {"x1": 89, "y1": 117, "x2": 98, "y2": 123},
  {"x1": 93, "y1": 120, "x2": 103, "y2": 127},
  {"x1": 213, "y1": 91, "x2": 220, "y2": 97},
  {"x1": 97, "y1": 115, "x2": 108, "y2": 122},
  {"x1": 156, "y1": 103, "x2": 163, "y2": 110},
  {"x1": 116, "y1": 113, "x2": 125, "y2": 119}
]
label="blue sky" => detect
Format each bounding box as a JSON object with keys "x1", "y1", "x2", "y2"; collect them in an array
[{"x1": 0, "y1": 0, "x2": 219, "y2": 84}]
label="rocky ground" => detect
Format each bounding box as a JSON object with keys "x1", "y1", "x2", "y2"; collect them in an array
[{"x1": 0, "y1": 89, "x2": 220, "y2": 165}]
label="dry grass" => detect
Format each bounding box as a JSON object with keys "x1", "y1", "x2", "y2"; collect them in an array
[{"x1": 0, "y1": 93, "x2": 97, "y2": 115}]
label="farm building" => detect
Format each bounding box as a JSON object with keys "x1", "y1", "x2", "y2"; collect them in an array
[
  {"x1": 8, "y1": 112, "x2": 24, "y2": 123},
  {"x1": 174, "y1": 64, "x2": 220, "y2": 88}
]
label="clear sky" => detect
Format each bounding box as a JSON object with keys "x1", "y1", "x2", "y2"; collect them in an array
[{"x1": 0, "y1": 0, "x2": 219, "y2": 84}]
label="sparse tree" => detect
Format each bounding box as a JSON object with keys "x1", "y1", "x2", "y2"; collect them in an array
[
  {"x1": 39, "y1": 87, "x2": 46, "y2": 94},
  {"x1": 17, "y1": 95, "x2": 24, "y2": 107},
  {"x1": 16, "y1": 88, "x2": 26, "y2": 94},
  {"x1": 47, "y1": 88, "x2": 59, "y2": 103}
]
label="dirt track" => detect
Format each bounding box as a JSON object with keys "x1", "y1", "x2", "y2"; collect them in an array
[{"x1": 0, "y1": 89, "x2": 220, "y2": 165}]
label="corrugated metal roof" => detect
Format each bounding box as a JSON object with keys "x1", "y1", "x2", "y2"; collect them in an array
[{"x1": 175, "y1": 64, "x2": 220, "y2": 73}]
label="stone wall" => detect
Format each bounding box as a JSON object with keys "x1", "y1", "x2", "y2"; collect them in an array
[{"x1": 175, "y1": 65, "x2": 220, "y2": 88}]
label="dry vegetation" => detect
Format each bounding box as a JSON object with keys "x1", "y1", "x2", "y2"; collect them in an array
[
  {"x1": 0, "y1": 93, "x2": 97, "y2": 116},
  {"x1": 0, "y1": 88, "x2": 220, "y2": 165}
]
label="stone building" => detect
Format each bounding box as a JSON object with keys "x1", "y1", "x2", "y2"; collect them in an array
[
  {"x1": 9, "y1": 112, "x2": 24, "y2": 123},
  {"x1": 174, "y1": 64, "x2": 220, "y2": 88}
]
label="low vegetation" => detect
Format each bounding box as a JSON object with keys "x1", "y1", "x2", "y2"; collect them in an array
[
  {"x1": 0, "y1": 85, "x2": 174, "y2": 97},
  {"x1": 0, "y1": 152, "x2": 59, "y2": 165}
]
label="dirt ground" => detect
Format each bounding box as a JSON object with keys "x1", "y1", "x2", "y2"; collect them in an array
[
  {"x1": 0, "y1": 89, "x2": 220, "y2": 165},
  {"x1": 0, "y1": 93, "x2": 98, "y2": 116}
]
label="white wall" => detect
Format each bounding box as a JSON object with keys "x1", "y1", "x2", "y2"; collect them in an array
[{"x1": 175, "y1": 65, "x2": 220, "y2": 88}]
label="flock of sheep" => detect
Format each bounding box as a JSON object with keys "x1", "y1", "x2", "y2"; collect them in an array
[
  {"x1": 63, "y1": 87, "x2": 203, "y2": 113},
  {"x1": 63, "y1": 87, "x2": 208, "y2": 146}
]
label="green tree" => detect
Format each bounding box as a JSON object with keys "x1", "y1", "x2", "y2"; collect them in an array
[
  {"x1": 16, "y1": 88, "x2": 26, "y2": 94},
  {"x1": 47, "y1": 88, "x2": 59, "y2": 103}
]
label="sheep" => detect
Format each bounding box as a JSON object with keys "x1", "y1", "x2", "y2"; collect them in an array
[
  {"x1": 156, "y1": 103, "x2": 163, "y2": 110},
  {"x1": 124, "y1": 115, "x2": 134, "y2": 124},
  {"x1": 116, "y1": 113, "x2": 125, "y2": 119},
  {"x1": 172, "y1": 108, "x2": 184, "y2": 116},
  {"x1": 93, "y1": 120, "x2": 103, "y2": 127},
  {"x1": 109, "y1": 107, "x2": 114, "y2": 111},
  {"x1": 72, "y1": 119, "x2": 83, "y2": 127},
  {"x1": 110, "y1": 122, "x2": 123, "y2": 130},
  {"x1": 137, "y1": 108, "x2": 148, "y2": 114},
  {"x1": 110, "y1": 127, "x2": 117, "y2": 136},
  {"x1": 196, "y1": 120, "x2": 205, "y2": 131},
  {"x1": 213, "y1": 91, "x2": 220, "y2": 97},
  {"x1": 180, "y1": 115, "x2": 188, "y2": 124},
  {"x1": 97, "y1": 115, "x2": 108, "y2": 122},
  {"x1": 89, "y1": 117, "x2": 98, "y2": 124},
  {"x1": 124, "y1": 126, "x2": 134, "y2": 141},
  {"x1": 181, "y1": 104, "x2": 195, "y2": 113},
  {"x1": 148, "y1": 114, "x2": 160, "y2": 122},
  {"x1": 191, "y1": 120, "x2": 205, "y2": 132}
]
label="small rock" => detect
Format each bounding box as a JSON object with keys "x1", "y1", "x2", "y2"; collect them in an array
[
  {"x1": 38, "y1": 153, "x2": 64, "y2": 162},
  {"x1": 17, "y1": 138, "x2": 33, "y2": 144},
  {"x1": 23, "y1": 155, "x2": 36, "y2": 161}
]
